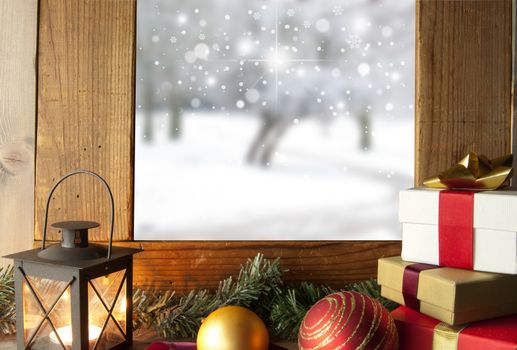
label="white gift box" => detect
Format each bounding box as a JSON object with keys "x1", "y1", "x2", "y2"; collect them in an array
[{"x1": 399, "y1": 188, "x2": 517, "y2": 274}]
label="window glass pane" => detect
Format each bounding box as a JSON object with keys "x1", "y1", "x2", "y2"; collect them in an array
[{"x1": 135, "y1": 0, "x2": 414, "y2": 239}]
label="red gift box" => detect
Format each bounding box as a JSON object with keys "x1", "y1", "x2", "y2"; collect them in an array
[{"x1": 393, "y1": 306, "x2": 517, "y2": 350}]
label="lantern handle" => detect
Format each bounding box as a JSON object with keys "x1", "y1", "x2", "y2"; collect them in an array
[{"x1": 41, "y1": 169, "x2": 115, "y2": 259}]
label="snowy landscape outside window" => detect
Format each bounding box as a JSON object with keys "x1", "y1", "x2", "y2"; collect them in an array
[{"x1": 135, "y1": 0, "x2": 415, "y2": 240}]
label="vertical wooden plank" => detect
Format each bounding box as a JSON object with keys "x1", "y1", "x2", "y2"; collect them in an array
[
  {"x1": 36, "y1": 0, "x2": 136, "y2": 241},
  {"x1": 0, "y1": 0, "x2": 37, "y2": 267},
  {"x1": 416, "y1": 0, "x2": 512, "y2": 185}
]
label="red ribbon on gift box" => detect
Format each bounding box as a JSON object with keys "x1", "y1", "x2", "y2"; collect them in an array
[
  {"x1": 402, "y1": 263, "x2": 439, "y2": 310},
  {"x1": 438, "y1": 190, "x2": 475, "y2": 269}
]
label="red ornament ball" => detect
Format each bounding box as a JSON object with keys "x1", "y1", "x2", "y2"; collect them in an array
[{"x1": 298, "y1": 291, "x2": 398, "y2": 350}]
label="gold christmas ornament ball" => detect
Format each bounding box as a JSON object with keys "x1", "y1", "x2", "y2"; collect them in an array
[{"x1": 196, "y1": 306, "x2": 269, "y2": 350}]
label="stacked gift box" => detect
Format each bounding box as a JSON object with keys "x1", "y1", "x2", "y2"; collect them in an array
[{"x1": 377, "y1": 153, "x2": 517, "y2": 349}]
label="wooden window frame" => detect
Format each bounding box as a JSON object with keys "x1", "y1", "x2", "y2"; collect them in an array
[{"x1": 30, "y1": 0, "x2": 512, "y2": 291}]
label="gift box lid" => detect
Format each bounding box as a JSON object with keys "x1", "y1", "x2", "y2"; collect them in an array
[
  {"x1": 399, "y1": 188, "x2": 517, "y2": 232},
  {"x1": 378, "y1": 256, "x2": 517, "y2": 325}
]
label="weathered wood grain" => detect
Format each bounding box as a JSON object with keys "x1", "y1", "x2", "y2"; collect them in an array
[
  {"x1": 415, "y1": 0, "x2": 512, "y2": 185},
  {"x1": 33, "y1": 239, "x2": 401, "y2": 290},
  {"x1": 119, "y1": 241, "x2": 401, "y2": 291},
  {"x1": 36, "y1": 0, "x2": 136, "y2": 241},
  {"x1": 0, "y1": 0, "x2": 37, "y2": 267}
]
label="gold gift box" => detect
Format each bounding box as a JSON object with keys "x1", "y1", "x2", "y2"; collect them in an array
[{"x1": 378, "y1": 256, "x2": 517, "y2": 325}]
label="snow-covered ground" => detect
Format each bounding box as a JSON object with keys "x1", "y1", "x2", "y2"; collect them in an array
[{"x1": 134, "y1": 111, "x2": 413, "y2": 240}]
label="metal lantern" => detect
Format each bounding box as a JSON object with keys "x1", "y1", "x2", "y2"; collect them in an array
[{"x1": 5, "y1": 170, "x2": 141, "y2": 350}]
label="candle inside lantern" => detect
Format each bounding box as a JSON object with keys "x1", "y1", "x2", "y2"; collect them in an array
[{"x1": 49, "y1": 325, "x2": 102, "y2": 346}]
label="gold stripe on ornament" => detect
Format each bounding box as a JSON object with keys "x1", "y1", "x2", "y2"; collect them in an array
[
  {"x1": 304, "y1": 293, "x2": 349, "y2": 349},
  {"x1": 301, "y1": 292, "x2": 349, "y2": 339},
  {"x1": 311, "y1": 293, "x2": 350, "y2": 347},
  {"x1": 300, "y1": 296, "x2": 344, "y2": 340},
  {"x1": 332, "y1": 292, "x2": 367, "y2": 350},
  {"x1": 301, "y1": 296, "x2": 338, "y2": 335},
  {"x1": 432, "y1": 322, "x2": 467, "y2": 350},
  {"x1": 299, "y1": 297, "x2": 340, "y2": 342},
  {"x1": 332, "y1": 293, "x2": 366, "y2": 350},
  {"x1": 322, "y1": 293, "x2": 355, "y2": 349},
  {"x1": 356, "y1": 296, "x2": 381, "y2": 350},
  {"x1": 299, "y1": 292, "x2": 355, "y2": 350},
  {"x1": 303, "y1": 299, "x2": 334, "y2": 331},
  {"x1": 368, "y1": 298, "x2": 388, "y2": 350},
  {"x1": 372, "y1": 307, "x2": 396, "y2": 350}
]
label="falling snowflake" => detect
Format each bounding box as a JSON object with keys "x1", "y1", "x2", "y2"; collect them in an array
[
  {"x1": 199, "y1": 33, "x2": 206, "y2": 40},
  {"x1": 236, "y1": 100, "x2": 245, "y2": 109},
  {"x1": 357, "y1": 62, "x2": 370, "y2": 77},
  {"x1": 286, "y1": 8, "x2": 295, "y2": 17},
  {"x1": 315, "y1": 18, "x2": 330, "y2": 33},
  {"x1": 346, "y1": 34, "x2": 362, "y2": 49},
  {"x1": 332, "y1": 5, "x2": 343, "y2": 16},
  {"x1": 303, "y1": 20, "x2": 311, "y2": 29},
  {"x1": 252, "y1": 11, "x2": 261, "y2": 20},
  {"x1": 170, "y1": 36, "x2": 177, "y2": 44}
]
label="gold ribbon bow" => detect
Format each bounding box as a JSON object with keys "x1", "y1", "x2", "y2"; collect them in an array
[{"x1": 423, "y1": 152, "x2": 513, "y2": 190}]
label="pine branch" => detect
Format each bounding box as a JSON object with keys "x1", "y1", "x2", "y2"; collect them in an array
[
  {"x1": 154, "y1": 289, "x2": 214, "y2": 338},
  {"x1": 0, "y1": 266, "x2": 15, "y2": 335},
  {"x1": 269, "y1": 282, "x2": 335, "y2": 341},
  {"x1": 345, "y1": 279, "x2": 399, "y2": 311},
  {"x1": 212, "y1": 254, "x2": 284, "y2": 309}
]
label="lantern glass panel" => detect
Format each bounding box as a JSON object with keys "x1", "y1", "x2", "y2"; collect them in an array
[
  {"x1": 88, "y1": 269, "x2": 127, "y2": 350},
  {"x1": 22, "y1": 276, "x2": 72, "y2": 349}
]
